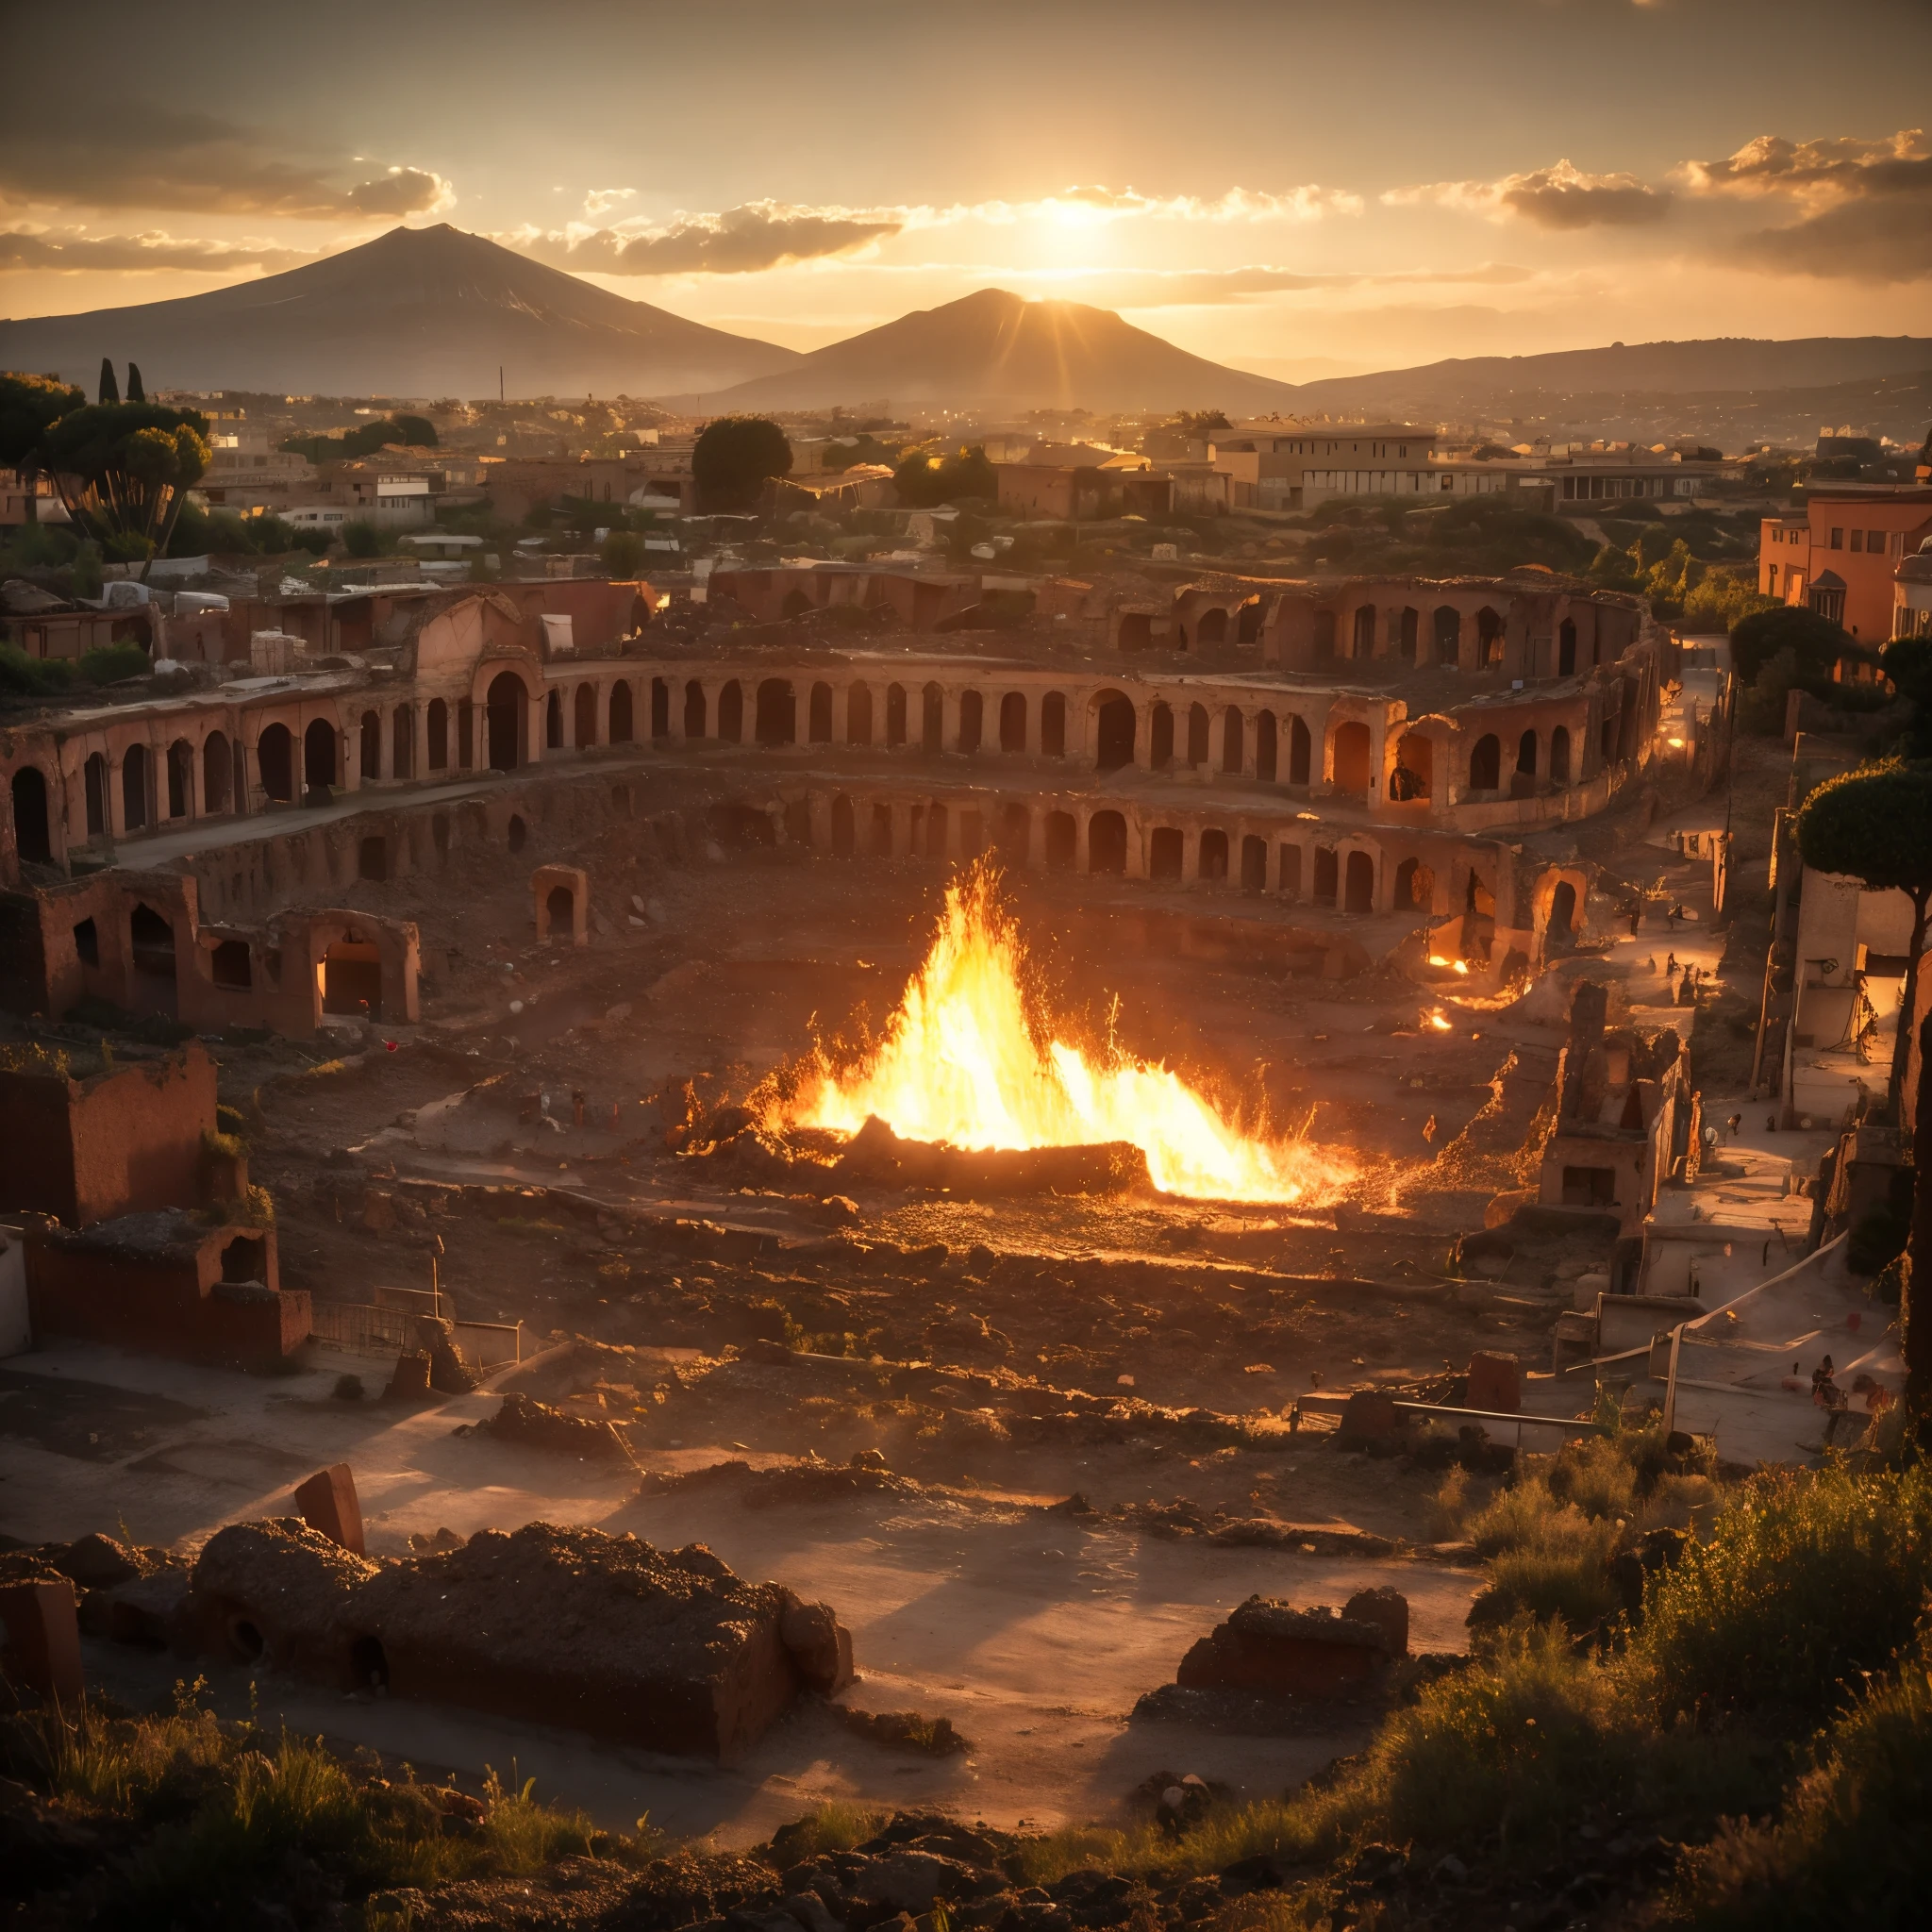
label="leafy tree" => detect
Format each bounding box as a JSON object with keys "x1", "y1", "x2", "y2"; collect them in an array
[
  {"x1": 600, "y1": 528, "x2": 648, "y2": 578},
  {"x1": 40, "y1": 401, "x2": 210, "y2": 578},
  {"x1": 280, "y1": 414, "x2": 438, "y2": 463},
  {"x1": 1732, "y1": 604, "x2": 1862, "y2": 689},
  {"x1": 0, "y1": 370, "x2": 86, "y2": 524},
  {"x1": 692, "y1": 415, "x2": 791, "y2": 512},
  {"x1": 1880, "y1": 635, "x2": 1932, "y2": 759},
  {"x1": 1170, "y1": 408, "x2": 1231, "y2": 442},
  {"x1": 98, "y1": 357, "x2": 119, "y2": 405},
  {"x1": 1795, "y1": 758, "x2": 1932, "y2": 1124},
  {"x1": 894, "y1": 443, "x2": 997, "y2": 508},
  {"x1": 342, "y1": 520, "x2": 383, "y2": 557}
]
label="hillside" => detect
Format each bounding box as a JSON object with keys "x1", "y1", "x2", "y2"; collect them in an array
[
  {"x1": 0, "y1": 225, "x2": 799, "y2": 400},
  {"x1": 704, "y1": 288, "x2": 1302, "y2": 414}
]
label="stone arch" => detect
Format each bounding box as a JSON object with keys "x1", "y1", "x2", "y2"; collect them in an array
[
  {"x1": 1196, "y1": 607, "x2": 1228, "y2": 647},
  {"x1": 1187, "y1": 703, "x2": 1210, "y2": 768},
  {"x1": 1517, "y1": 728, "x2": 1538, "y2": 779},
  {"x1": 507, "y1": 813, "x2": 527, "y2": 854},
  {"x1": 211, "y1": 939, "x2": 252, "y2": 990},
  {"x1": 1198, "y1": 828, "x2": 1229, "y2": 882},
  {"x1": 958, "y1": 689, "x2": 983, "y2": 754},
  {"x1": 166, "y1": 738, "x2": 192, "y2": 818},
  {"x1": 651, "y1": 677, "x2": 671, "y2": 737},
  {"x1": 1558, "y1": 618, "x2": 1577, "y2": 676},
  {"x1": 10, "y1": 765, "x2": 51, "y2": 862},
  {"x1": 1550, "y1": 724, "x2": 1572, "y2": 785},
  {"x1": 1343, "y1": 849, "x2": 1375, "y2": 915},
  {"x1": 849, "y1": 682, "x2": 874, "y2": 746},
  {"x1": 1330, "y1": 720, "x2": 1371, "y2": 793},
  {"x1": 129, "y1": 902, "x2": 175, "y2": 991},
  {"x1": 1255, "y1": 709, "x2": 1277, "y2": 782},
  {"x1": 808, "y1": 682, "x2": 834, "y2": 742},
  {"x1": 831, "y1": 794, "x2": 856, "y2": 855},
  {"x1": 684, "y1": 679, "x2": 708, "y2": 739},
  {"x1": 1352, "y1": 605, "x2": 1375, "y2": 658},
  {"x1": 782, "y1": 587, "x2": 812, "y2": 620},
  {"x1": 921, "y1": 682, "x2": 944, "y2": 753},
  {"x1": 1288, "y1": 715, "x2": 1311, "y2": 785},
  {"x1": 1117, "y1": 611, "x2": 1153, "y2": 651},
  {"x1": 999, "y1": 691, "x2": 1026, "y2": 752},
  {"x1": 1089, "y1": 808, "x2": 1127, "y2": 874},
  {"x1": 484, "y1": 673, "x2": 525, "y2": 771},
  {"x1": 1313, "y1": 845, "x2": 1339, "y2": 906},
  {"x1": 1094, "y1": 691, "x2": 1136, "y2": 771},
  {"x1": 1150, "y1": 826, "x2": 1183, "y2": 879},
  {"x1": 1236, "y1": 596, "x2": 1265, "y2": 644},
  {"x1": 1221, "y1": 707, "x2": 1243, "y2": 774},
  {"x1": 1397, "y1": 607, "x2": 1419, "y2": 661},
  {"x1": 121, "y1": 742, "x2": 150, "y2": 829},
  {"x1": 1150, "y1": 701, "x2": 1174, "y2": 768},
  {"x1": 1468, "y1": 733, "x2": 1501, "y2": 791},
  {"x1": 575, "y1": 682, "x2": 598, "y2": 748},
  {"x1": 608, "y1": 679, "x2": 634, "y2": 743},
  {"x1": 1043, "y1": 809, "x2": 1077, "y2": 869},
  {"x1": 1391, "y1": 731, "x2": 1432, "y2": 800},
  {"x1": 322, "y1": 934, "x2": 384, "y2": 1020},
  {"x1": 1547, "y1": 878, "x2": 1578, "y2": 946},
  {"x1": 756, "y1": 677, "x2": 796, "y2": 745},
  {"x1": 1040, "y1": 691, "x2": 1067, "y2": 757},
  {"x1": 425, "y1": 700, "x2": 448, "y2": 771},
  {"x1": 391, "y1": 707, "x2": 413, "y2": 780},
  {"x1": 203, "y1": 731, "x2": 231, "y2": 812},
  {"x1": 1433, "y1": 605, "x2": 1461, "y2": 666},
  {"x1": 1241, "y1": 834, "x2": 1268, "y2": 891},
  {"x1": 258, "y1": 724, "x2": 294, "y2": 803},
  {"x1": 1393, "y1": 857, "x2": 1434, "y2": 909},
  {"x1": 355, "y1": 708, "x2": 380, "y2": 780},
  {"x1": 718, "y1": 680, "x2": 743, "y2": 742},
  {"x1": 886, "y1": 683, "x2": 908, "y2": 747}
]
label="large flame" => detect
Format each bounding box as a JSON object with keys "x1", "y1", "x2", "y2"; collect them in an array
[{"x1": 781, "y1": 867, "x2": 1352, "y2": 1205}]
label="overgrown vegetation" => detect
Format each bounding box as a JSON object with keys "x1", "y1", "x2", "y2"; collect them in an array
[{"x1": 0, "y1": 640, "x2": 154, "y2": 697}]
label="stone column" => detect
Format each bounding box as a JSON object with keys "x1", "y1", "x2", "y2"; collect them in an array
[
  {"x1": 1134, "y1": 700, "x2": 1155, "y2": 771},
  {"x1": 1125, "y1": 811, "x2": 1148, "y2": 878},
  {"x1": 1182, "y1": 826, "x2": 1201, "y2": 884},
  {"x1": 1241, "y1": 708, "x2": 1260, "y2": 779}
]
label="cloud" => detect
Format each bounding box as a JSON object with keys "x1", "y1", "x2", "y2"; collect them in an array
[
  {"x1": 0, "y1": 228, "x2": 316, "y2": 274},
  {"x1": 0, "y1": 100, "x2": 453, "y2": 219},
  {"x1": 1385, "y1": 159, "x2": 1670, "y2": 228},
  {"x1": 513, "y1": 199, "x2": 904, "y2": 275},
  {"x1": 1002, "y1": 183, "x2": 1363, "y2": 223},
  {"x1": 1681, "y1": 128, "x2": 1932, "y2": 279},
  {"x1": 583, "y1": 186, "x2": 636, "y2": 218},
  {"x1": 1027, "y1": 261, "x2": 1536, "y2": 307}
]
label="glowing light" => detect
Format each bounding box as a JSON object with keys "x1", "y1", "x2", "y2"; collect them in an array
[
  {"x1": 1453, "y1": 959, "x2": 1470, "y2": 975},
  {"x1": 1428, "y1": 954, "x2": 1450, "y2": 967},
  {"x1": 1424, "y1": 1008, "x2": 1453, "y2": 1031},
  {"x1": 1667, "y1": 736, "x2": 1686, "y2": 748},
  {"x1": 777, "y1": 866, "x2": 1352, "y2": 1206}
]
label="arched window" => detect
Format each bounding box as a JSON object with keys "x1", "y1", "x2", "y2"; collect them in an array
[
  {"x1": 1477, "y1": 607, "x2": 1505, "y2": 666},
  {"x1": 1468, "y1": 733, "x2": 1502, "y2": 791},
  {"x1": 1187, "y1": 703, "x2": 1209, "y2": 768},
  {"x1": 808, "y1": 682, "x2": 833, "y2": 742},
  {"x1": 166, "y1": 740, "x2": 192, "y2": 819},
  {"x1": 958, "y1": 690, "x2": 983, "y2": 754},
  {"x1": 1095, "y1": 693, "x2": 1136, "y2": 771},
  {"x1": 831, "y1": 795, "x2": 856, "y2": 855},
  {"x1": 1196, "y1": 607, "x2": 1227, "y2": 647},
  {"x1": 1517, "y1": 729, "x2": 1538, "y2": 778},
  {"x1": 1089, "y1": 809, "x2": 1127, "y2": 874},
  {"x1": 1343, "y1": 850, "x2": 1376, "y2": 915},
  {"x1": 921, "y1": 682, "x2": 944, "y2": 753},
  {"x1": 650, "y1": 677, "x2": 670, "y2": 737},
  {"x1": 1040, "y1": 691, "x2": 1066, "y2": 757},
  {"x1": 1043, "y1": 809, "x2": 1077, "y2": 869},
  {"x1": 1313, "y1": 845, "x2": 1339, "y2": 906},
  {"x1": 1312, "y1": 610, "x2": 1336, "y2": 660},
  {"x1": 1398, "y1": 608, "x2": 1419, "y2": 661},
  {"x1": 886, "y1": 683, "x2": 908, "y2": 747},
  {"x1": 1352, "y1": 606, "x2": 1375, "y2": 658},
  {"x1": 1237, "y1": 597, "x2": 1264, "y2": 644},
  {"x1": 684, "y1": 679, "x2": 707, "y2": 739},
  {"x1": 1222, "y1": 707, "x2": 1243, "y2": 774},
  {"x1": 1558, "y1": 619, "x2": 1577, "y2": 676},
  {"x1": 425, "y1": 701, "x2": 448, "y2": 772},
  {"x1": 848, "y1": 683, "x2": 874, "y2": 746},
  {"x1": 1433, "y1": 605, "x2": 1461, "y2": 666},
  {"x1": 10, "y1": 766, "x2": 51, "y2": 862},
  {"x1": 999, "y1": 691, "x2": 1026, "y2": 753},
  {"x1": 1288, "y1": 715, "x2": 1311, "y2": 786},
  {"x1": 484, "y1": 675, "x2": 525, "y2": 771},
  {"x1": 202, "y1": 732, "x2": 231, "y2": 812},
  {"x1": 755, "y1": 678, "x2": 795, "y2": 744},
  {"x1": 361, "y1": 708, "x2": 383, "y2": 776},
  {"x1": 130, "y1": 902, "x2": 175, "y2": 979},
  {"x1": 718, "y1": 680, "x2": 743, "y2": 742},
  {"x1": 1198, "y1": 828, "x2": 1229, "y2": 882},
  {"x1": 1279, "y1": 844, "x2": 1303, "y2": 899},
  {"x1": 1241, "y1": 834, "x2": 1267, "y2": 891},
  {"x1": 1255, "y1": 710, "x2": 1277, "y2": 782},
  {"x1": 575, "y1": 683, "x2": 598, "y2": 748},
  {"x1": 391, "y1": 708, "x2": 413, "y2": 780},
  {"x1": 1330, "y1": 721, "x2": 1371, "y2": 793},
  {"x1": 1150, "y1": 702, "x2": 1174, "y2": 769},
  {"x1": 121, "y1": 743, "x2": 149, "y2": 829},
  {"x1": 1150, "y1": 827, "x2": 1183, "y2": 878}
]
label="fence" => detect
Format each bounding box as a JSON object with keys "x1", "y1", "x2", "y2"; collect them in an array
[{"x1": 308, "y1": 1301, "x2": 523, "y2": 1370}]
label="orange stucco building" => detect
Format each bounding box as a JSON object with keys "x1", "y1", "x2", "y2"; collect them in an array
[{"x1": 1758, "y1": 489, "x2": 1932, "y2": 646}]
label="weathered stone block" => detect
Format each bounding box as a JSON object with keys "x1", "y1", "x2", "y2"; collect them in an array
[
  {"x1": 0, "y1": 1577, "x2": 83, "y2": 1705},
  {"x1": 294, "y1": 1463, "x2": 366, "y2": 1556}
]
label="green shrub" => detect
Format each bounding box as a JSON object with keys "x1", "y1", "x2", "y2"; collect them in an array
[
  {"x1": 1638, "y1": 1463, "x2": 1932, "y2": 1726},
  {"x1": 767, "y1": 1799, "x2": 887, "y2": 1865},
  {"x1": 1474, "y1": 1520, "x2": 1621, "y2": 1630}
]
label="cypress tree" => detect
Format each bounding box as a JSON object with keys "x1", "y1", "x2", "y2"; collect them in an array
[
  {"x1": 98, "y1": 358, "x2": 120, "y2": 405},
  {"x1": 126, "y1": 363, "x2": 145, "y2": 403}
]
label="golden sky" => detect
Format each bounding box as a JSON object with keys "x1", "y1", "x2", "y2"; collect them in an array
[{"x1": 4, "y1": 0, "x2": 1930, "y2": 377}]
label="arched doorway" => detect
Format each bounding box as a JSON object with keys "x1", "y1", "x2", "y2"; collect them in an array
[
  {"x1": 1089, "y1": 809, "x2": 1126, "y2": 874},
  {"x1": 809, "y1": 683, "x2": 833, "y2": 742},
  {"x1": 166, "y1": 740, "x2": 192, "y2": 818},
  {"x1": 484, "y1": 674, "x2": 525, "y2": 771},
  {"x1": 1344, "y1": 850, "x2": 1375, "y2": 914},
  {"x1": 924, "y1": 803, "x2": 949, "y2": 858},
  {"x1": 1477, "y1": 607, "x2": 1505, "y2": 666},
  {"x1": 651, "y1": 678, "x2": 670, "y2": 737},
  {"x1": 1433, "y1": 606, "x2": 1461, "y2": 666},
  {"x1": 253, "y1": 722, "x2": 301, "y2": 803},
  {"x1": 1150, "y1": 702, "x2": 1174, "y2": 768},
  {"x1": 683, "y1": 680, "x2": 707, "y2": 739},
  {"x1": 1279, "y1": 844, "x2": 1303, "y2": 898},
  {"x1": 1043, "y1": 810, "x2": 1077, "y2": 869},
  {"x1": 1222, "y1": 708, "x2": 1243, "y2": 774},
  {"x1": 1117, "y1": 611, "x2": 1152, "y2": 650},
  {"x1": 921, "y1": 683, "x2": 944, "y2": 753},
  {"x1": 121, "y1": 743, "x2": 149, "y2": 829},
  {"x1": 1255, "y1": 710, "x2": 1277, "y2": 782},
  {"x1": 10, "y1": 767, "x2": 50, "y2": 862},
  {"x1": 1394, "y1": 857, "x2": 1434, "y2": 909},
  {"x1": 1391, "y1": 732, "x2": 1432, "y2": 800},
  {"x1": 1468, "y1": 734, "x2": 1501, "y2": 791},
  {"x1": 1312, "y1": 610, "x2": 1337, "y2": 660},
  {"x1": 129, "y1": 903, "x2": 175, "y2": 1009},
  {"x1": 362, "y1": 708, "x2": 385, "y2": 775},
  {"x1": 1150, "y1": 827, "x2": 1183, "y2": 879},
  {"x1": 1094, "y1": 693, "x2": 1136, "y2": 771},
  {"x1": 958, "y1": 690, "x2": 982, "y2": 754},
  {"x1": 1517, "y1": 729, "x2": 1538, "y2": 780},
  {"x1": 718, "y1": 681, "x2": 743, "y2": 742},
  {"x1": 1331, "y1": 721, "x2": 1371, "y2": 793},
  {"x1": 1352, "y1": 606, "x2": 1375, "y2": 658},
  {"x1": 1548, "y1": 879, "x2": 1578, "y2": 947},
  {"x1": 1196, "y1": 607, "x2": 1227, "y2": 647},
  {"x1": 1558, "y1": 619, "x2": 1577, "y2": 676},
  {"x1": 782, "y1": 587, "x2": 812, "y2": 621},
  {"x1": 996, "y1": 803, "x2": 1030, "y2": 864},
  {"x1": 1198, "y1": 828, "x2": 1229, "y2": 882},
  {"x1": 303, "y1": 719, "x2": 337, "y2": 794},
  {"x1": 1550, "y1": 726, "x2": 1572, "y2": 785},
  {"x1": 999, "y1": 691, "x2": 1026, "y2": 752},
  {"x1": 1187, "y1": 703, "x2": 1210, "y2": 768},
  {"x1": 546, "y1": 884, "x2": 575, "y2": 935},
  {"x1": 323, "y1": 937, "x2": 384, "y2": 1020},
  {"x1": 756, "y1": 678, "x2": 796, "y2": 744},
  {"x1": 575, "y1": 683, "x2": 598, "y2": 747},
  {"x1": 1397, "y1": 608, "x2": 1419, "y2": 661},
  {"x1": 203, "y1": 732, "x2": 231, "y2": 812},
  {"x1": 425, "y1": 701, "x2": 448, "y2": 771},
  {"x1": 1288, "y1": 715, "x2": 1311, "y2": 786},
  {"x1": 1241, "y1": 834, "x2": 1267, "y2": 891},
  {"x1": 848, "y1": 683, "x2": 874, "y2": 745},
  {"x1": 886, "y1": 684, "x2": 908, "y2": 747},
  {"x1": 1313, "y1": 846, "x2": 1339, "y2": 906},
  {"x1": 1040, "y1": 691, "x2": 1066, "y2": 757},
  {"x1": 1237, "y1": 597, "x2": 1264, "y2": 644}
]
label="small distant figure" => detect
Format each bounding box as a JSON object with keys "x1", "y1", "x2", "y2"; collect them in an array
[
  {"x1": 1726, "y1": 1112, "x2": 1742, "y2": 1140},
  {"x1": 1423, "y1": 1112, "x2": 1440, "y2": 1145},
  {"x1": 1666, "y1": 951, "x2": 1679, "y2": 977},
  {"x1": 1678, "y1": 969, "x2": 1696, "y2": 1006},
  {"x1": 572, "y1": 1090, "x2": 587, "y2": 1129},
  {"x1": 1646, "y1": 957, "x2": 1657, "y2": 974},
  {"x1": 1767, "y1": 1114, "x2": 1778, "y2": 1133},
  {"x1": 1308, "y1": 1369, "x2": 1324, "y2": 1389},
  {"x1": 1627, "y1": 903, "x2": 1642, "y2": 936}
]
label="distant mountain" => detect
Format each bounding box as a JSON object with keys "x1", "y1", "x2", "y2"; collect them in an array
[
  {"x1": 1285, "y1": 336, "x2": 1932, "y2": 424},
  {"x1": 703, "y1": 288, "x2": 1302, "y2": 414},
  {"x1": 0, "y1": 225, "x2": 799, "y2": 399}
]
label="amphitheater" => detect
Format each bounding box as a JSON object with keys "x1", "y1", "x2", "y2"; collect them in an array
[{"x1": 0, "y1": 569, "x2": 1688, "y2": 1038}]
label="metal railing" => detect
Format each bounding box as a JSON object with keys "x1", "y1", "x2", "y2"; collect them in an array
[{"x1": 308, "y1": 1301, "x2": 523, "y2": 1369}]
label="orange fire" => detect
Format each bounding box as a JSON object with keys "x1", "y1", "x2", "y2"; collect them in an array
[{"x1": 779, "y1": 867, "x2": 1353, "y2": 1206}]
